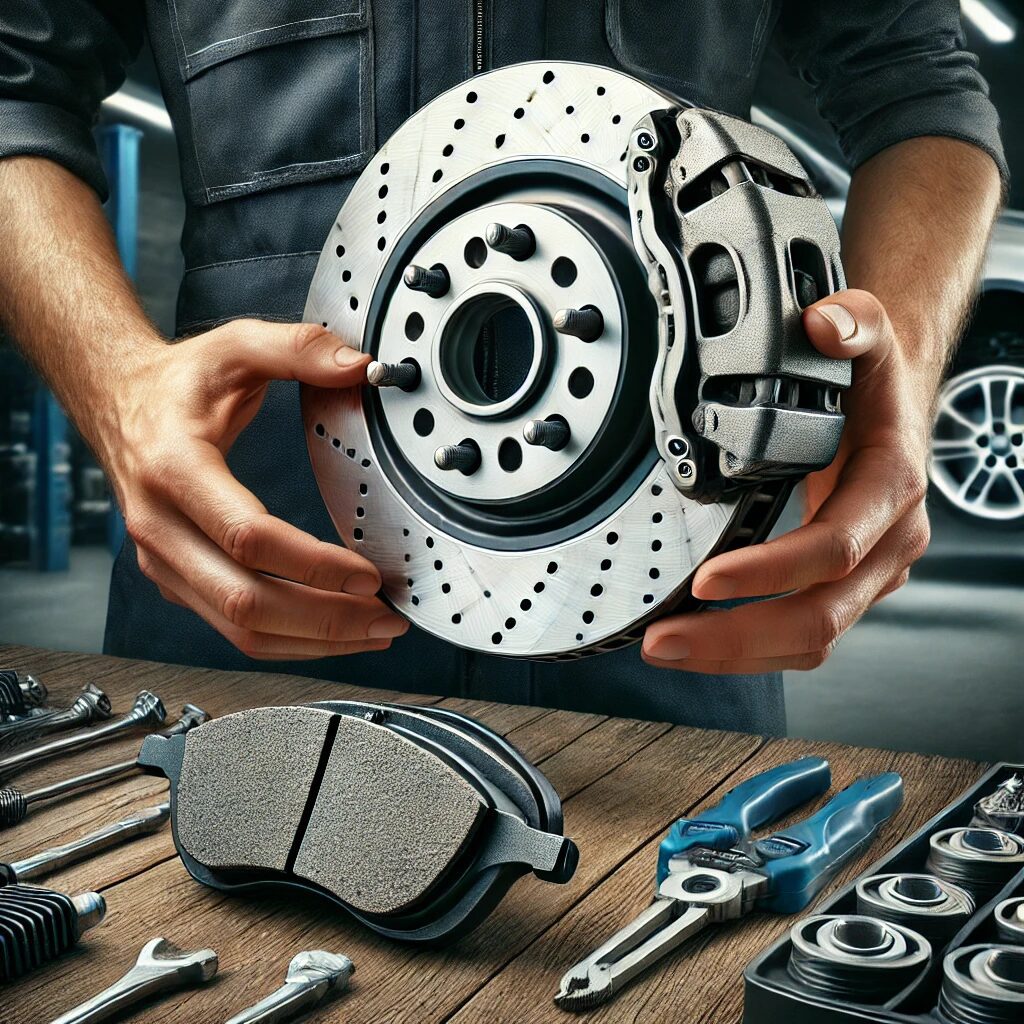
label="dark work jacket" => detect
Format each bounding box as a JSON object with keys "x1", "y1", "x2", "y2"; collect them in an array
[{"x1": 0, "y1": 1, "x2": 1005, "y2": 728}]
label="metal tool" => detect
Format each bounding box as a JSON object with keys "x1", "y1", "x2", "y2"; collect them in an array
[
  {"x1": 0, "y1": 705, "x2": 208, "y2": 828},
  {"x1": 303, "y1": 61, "x2": 850, "y2": 660},
  {"x1": 48, "y1": 937, "x2": 218, "y2": 1024},
  {"x1": 974, "y1": 775, "x2": 1024, "y2": 835},
  {"x1": 0, "y1": 683, "x2": 112, "y2": 749},
  {"x1": 787, "y1": 914, "x2": 931, "y2": 1003},
  {"x1": 927, "y1": 827, "x2": 1024, "y2": 902},
  {"x1": 0, "y1": 669, "x2": 47, "y2": 719},
  {"x1": 0, "y1": 690, "x2": 165, "y2": 782},
  {"x1": 855, "y1": 873, "x2": 974, "y2": 947},
  {"x1": 0, "y1": 803, "x2": 169, "y2": 884},
  {"x1": 0, "y1": 884, "x2": 105, "y2": 981},
  {"x1": 554, "y1": 758, "x2": 903, "y2": 1008},
  {"x1": 225, "y1": 950, "x2": 355, "y2": 1024},
  {"x1": 994, "y1": 897, "x2": 1024, "y2": 944},
  {"x1": 939, "y1": 944, "x2": 1024, "y2": 1024}
]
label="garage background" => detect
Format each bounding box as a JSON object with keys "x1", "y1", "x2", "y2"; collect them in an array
[{"x1": 1, "y1": 1, "x2": 1021, "y2": 762}]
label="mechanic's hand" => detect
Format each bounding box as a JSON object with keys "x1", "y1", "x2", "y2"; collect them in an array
[
  {"x1": 643, "y1": 289, "x2": 933, "y2": 675},
  {"x1": 102, "y1": 319, "x2": 408, "y2": 660}
]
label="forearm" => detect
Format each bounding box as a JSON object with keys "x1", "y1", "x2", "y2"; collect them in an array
[
  {"x1": 840, "y1": 136, "x2": 1002, "y2": 395},
  {"x1": 0, "y1": 156, "x2": 164, "y2": 467}
]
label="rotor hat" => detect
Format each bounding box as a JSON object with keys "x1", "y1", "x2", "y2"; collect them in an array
[{"x1": 303, "y1": 62, "x2": 849, "y2": 658}]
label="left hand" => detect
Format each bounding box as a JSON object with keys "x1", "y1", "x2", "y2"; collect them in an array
[{"x1": 642, "y1": 288, "x2": 934, "y2": 675}]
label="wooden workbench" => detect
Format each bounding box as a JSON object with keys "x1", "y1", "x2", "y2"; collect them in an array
[{"x1": 0, "y1": 643, "x2": 985, "y2": 1023}]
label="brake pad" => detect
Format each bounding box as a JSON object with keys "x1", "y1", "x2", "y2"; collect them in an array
[{"x1": 139, "y1": 701, "x2": 578, "y2": 943}]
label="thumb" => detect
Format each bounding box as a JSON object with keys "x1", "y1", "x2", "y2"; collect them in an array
[
  {"x1": 207, "y1": 319, "x2": 371, "y2": 387},
  {"x1": 802, "y1": 288, "x2": 894, "y2": 367}
]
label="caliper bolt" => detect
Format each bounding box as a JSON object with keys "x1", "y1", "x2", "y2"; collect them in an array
[
  {"x1": 434, "y1": 440, "x2": 481, "y2": 475},
  {"x1": 367, "y1": 360, "x2": 420, "y2": 391},
  {"x1": 667, "y1": 437, "x2": 689, "y2": 457},
  {"x1": 403, "y1": 263, "x2": 450, "y2": 297},
  {"x1": 636, "y1": 131, "x2": 655, "y2": 150},
  {"x1": 524, "y1": 417, "x2": 570, "y2": 451},
  {"x1": 677, "y1": 461, "x2": 693, "y2": 479},
  {"x1": 553, "y1": 306, "x2": 604, "y2": 342},
  {"x1": 485, "y1": 222, "x2": 536, "y2": 260},
  {"x1": 632, "y1": 156, "x2": 650, "y2": 173}
]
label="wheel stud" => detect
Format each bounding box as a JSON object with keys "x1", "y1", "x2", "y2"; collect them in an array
[
  {"x1": 434, "y1": 440, "x2": 481, "y2": 474},
  {"x1": 524, "y1": 417, "x2": 570, "y2": 451},
  {"x1": 554, "y1": 305, "x2": 603, "y2": 342},
  {"x1": 485, "y1": 222, "x2": 535, "y2": 260},
  {"x1": 367, "y1": 360, "x2": 420, "y2": 391},
  {"x1": 403, "y1": 263, "x2": 449, "y2": 297}
]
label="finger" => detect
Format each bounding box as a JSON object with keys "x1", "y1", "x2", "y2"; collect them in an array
[
  {"x1": 693, "y1": 444, "x2": 925, "y2": 600},
  {"x1": 129, "y1": 506, "x2": 407, "y2": 642},
  {"x1": 137, "y1": 545, "x2": 396, "y2": 659},
  {"x1": 646, "y1": 510, "x2": 922, "y2": 666},
  {"x1": 160, "y1": 442, "x2": 381, "y2": 596},
  {"x1": 802, "y1": 288, "x2": 894, "y2": 365},
  {"x1": 641, "y1": 650, "x2": 830, "y2": 675},
  {"x1": 204, "y1": 319, "x2": 370, "y2": 388}
]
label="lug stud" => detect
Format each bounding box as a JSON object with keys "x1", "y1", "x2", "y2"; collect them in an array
[
  {"x1": 553, "y1": 305, "x2": 603, "y2": 342},
  {"x1": 367, "y1": 360, "x2": 420, "y2": 390},
  {"x1": 403, "y1": 263, "x2": 449, "y2": 297},
  {"x1": 434, "y1": 440, "x2": 481, "y2": 474},
  {"x1": 485, "y1": 222, "x2": 535, "y2": 260},
  {"x1": 524, "y1": 417, "x2": 570, "y2": 451}
]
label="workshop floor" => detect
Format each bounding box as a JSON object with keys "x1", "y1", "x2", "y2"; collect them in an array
[{"x1": 0, "y1": 500, "x2": 1020, "y2": 763}]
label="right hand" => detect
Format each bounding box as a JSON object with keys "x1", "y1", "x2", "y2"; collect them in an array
[{"x1": 100, "y1": 319, "x2": 408, "y2": 660}]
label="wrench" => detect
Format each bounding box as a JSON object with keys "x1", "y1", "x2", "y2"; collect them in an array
[
  {"x1": 48, "y1": 937, "x2": 219, "y2": 1024},
  {"x1": 226, "y1": 951, "x2": 355, "y2": 1024},
  {"x1": 0, "y1": 803, "x2": 170, "y2": 884},
  {"x1": 0, "y1": 684, "x2": 112, "y2": 749},
  {"x1": 0, "y1": 705, "x2": 208, "y2": 828},
  {"x1": 0, "y1": 690, "x2": 166, "y2": 781}
]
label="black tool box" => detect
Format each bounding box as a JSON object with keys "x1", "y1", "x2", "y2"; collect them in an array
[{"x1": 743, "y1": 762, "x2": 1024, "y2": 1023}]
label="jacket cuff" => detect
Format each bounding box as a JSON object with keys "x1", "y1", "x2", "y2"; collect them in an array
[{"x1": 0, "y1": 98, "x2": 109, "y2": 200}]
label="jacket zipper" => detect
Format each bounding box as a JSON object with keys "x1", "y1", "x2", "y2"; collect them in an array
[{"x1": 473, "y1": 0, "x2": 486, "y2": 73}]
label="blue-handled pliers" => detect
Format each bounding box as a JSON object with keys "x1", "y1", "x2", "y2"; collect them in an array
[{"x1": 554, "y1": 757, "x2": 903, "y2": 1010}]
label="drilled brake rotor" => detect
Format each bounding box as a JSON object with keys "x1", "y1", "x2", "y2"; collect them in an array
[{"x1": 302, "y1": 61, "x2": 842, "y2": 659}]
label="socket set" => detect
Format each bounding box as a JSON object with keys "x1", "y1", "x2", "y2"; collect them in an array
[{"x1": 744, "y1": 763, "x2": 1024, "y2": 1024}]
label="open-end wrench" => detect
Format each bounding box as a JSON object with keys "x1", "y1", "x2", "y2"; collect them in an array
[
  {"x1": 0, "y1": 690, "x2": 166, "y2": 782},
  {"x1": 0, "y1": 705, "x2": 208, "y2": 828},
  {"x1": 0, "y1": 685, "x2": 112, "y2": 749},
  {"x1": 226, "y1": 951, "x2": 355, "y2": 1024},
  {"x1": 48, "y1": 937, "x2": 219, "y2": 1024},
  {"x1": 1, "y1": 803, "x2": 170, "y2": 884},
  {"x1": 0, "y1": 670, "x2": 47, "y2": 719}
]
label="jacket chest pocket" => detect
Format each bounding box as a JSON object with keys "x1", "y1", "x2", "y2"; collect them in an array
[
  {"x1": 167, "y1": 0, "x2": 373, "y2": 204},
  {"x1": 605, "y1": 0, "x2": 772, "y2": 100}
]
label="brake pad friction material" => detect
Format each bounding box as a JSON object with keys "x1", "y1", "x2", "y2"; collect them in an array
[
  {"x1": 176, "y1": 706, "x2": 333, "y2": 872},
  {"x1": 292, "y1": 717, "x2": 487, "y2": 915}
]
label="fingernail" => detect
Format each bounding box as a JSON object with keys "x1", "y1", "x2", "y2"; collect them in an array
[
  {"x1": 695, "y1": 574, "x2": 738, "y2": 600},
  {"x1": 368, "y1": 613, "x2": 408, "y2": 639},
  {"x1": 342, "y1": 572, "x2": 380, "y2": 596},
  {"x1": 646, "y1": 636, "x2": 690, "y2": 661},
  {"x1": 334, "y1": 344, "x2": 365, "y2": 366},
  {"x1": 814, "y1": 303, "x2": 858, "y2": 341}
]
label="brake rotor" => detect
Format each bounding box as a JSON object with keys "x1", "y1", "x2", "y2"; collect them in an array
[{"x1": 303, "y1": 61, "x2": 849, "y2": 659}]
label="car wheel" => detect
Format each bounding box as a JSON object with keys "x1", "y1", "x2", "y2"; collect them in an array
[{"x1": 929, "y1": 364, "x2": 1024, "y2": 528}]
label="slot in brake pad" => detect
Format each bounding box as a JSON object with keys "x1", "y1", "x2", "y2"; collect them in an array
[{"x1": 139, "y1": 703, "x2": 578, "y2": 943}]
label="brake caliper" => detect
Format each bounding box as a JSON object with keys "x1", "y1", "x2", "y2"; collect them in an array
[{"x1": 627, "y1": 107, "x2": 851, "y2": 501}]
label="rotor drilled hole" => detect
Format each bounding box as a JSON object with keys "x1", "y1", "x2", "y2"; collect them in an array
[
  {"x1": 649, "y1": 568, "x2": 660, "y2": 579},
  {"x1": 580, "y1": 133, "x2": 590, "y2": 144},
  {"x1": 377, "y1": 236, "x2": 387, "y2": 250},
  {"x1": 342, "y1": 270, "x2": 352, "y2": 282},
  {"x1": 467, "y1": 91, "x2": 478, "y2": 103},
  {"x1": 543, "y1": 70, "x2": 555, "y2": 84},
  {"x1": 380, "y1": 162, "x2": 389, "y2": 175},
  {"x1": 356, "y1": 507, "x2": 365, "y2": 518},
  {"x1": 498, "y1": 438, "x2": 523, "y2": 472},
  {"x1": 442, "y1": 582, "x2": 451, "y2": 593},
  {"x1": 521, "y1": 599, "x2": 532, "y2": 611},
  {"x1": 464, "y1": 237, "x2": 488, "y2": 268},
  {"x1": 601, "y1": 559, "x2": 612, "y2": 571},
  {"x1": 454, "y1": 118, "x2": 465, "y2": 129},
  {"x1": 596, "y1": 86, "x2": 606, "y2": 95},
  {"x1": 425, "y1": 537, "x2": 434, "y2": 548},
  {"x1": 432, "y1": 170, "x2": 443, "y2": 183},
  {"x1": 582, "y1": 610, "x2": 595, "y2": 624},
  {"x1": 547, "y1": 561, "x2": 558, "y2": 574},
  {"x1": 565, "y1": 105, "x2": 575, "y2": 114},
  {"x1": 492, "y1": 632, "x2": 502, "y2": 645},
  {"x1": 495, "y1": 134, "x2": 506, "y2": 149},
  {"x1": 652, "y1": 512, "x2": 663, "y2": 523},
  {"x1": 612, "y1": 114, "x2": 621, "y2": 124},
  {"x1": 591, "y1": 584, "x2": 603, "y2": 597},
  {"x1": 411, "y1": 595, "x2": 419, "y2": 605},
  {"x1": 413, "y1": 408, "x2": 434, "y2": 437},
  {"x1": 568, "y1": 367, "x2": 594, "y2": 399},
  {"x1": 551, "y1": 257, "x2": 578, "y2": 287},
  {"x1": 452, "y1": 613, "x2": 462, "y2": 624},
  {"x1": 377, "y1": 211, "x2": 386, "y2": 224},
  {"x1": 652, "y1": 540, "x2": 662, "y2": 551},
  {"x1": 332, "y1": 438, "x2": 341, "y2": 448},
  {"x1": 534, "y1": 582, "x2": 545, "y2": 593},
  {"x1": 643, "y1": 594, "x2": 654, "y2": 604},
  {"x1": 378, "y1": 184, "x2": 388, "y2": 198},
  {"x1": 433, "y1": 559, "x2": 443, "y2": 571},
  {"x1": 652, "y1": 484, "x2": 663, "y2": 496},
  {"x1": 405, "y1": 312, "x2": 424, "y2": 340},
  {"x1": 350, "y1": 296, "x2": 359, "y2": 310},
  {"x1": 514, "y1": 107, "x2": 525, "y2": 119},
  {"x1": 576, "y1": 632, "x2": 584, "y2": 641},
  {"x1": 336, "y1": 244, "x2": 345, "y2": 257},
  {"x1": 443, "y1": 144, "x2": 454, "y2": 157},
  {"x1": 607, "y1": 532, "x2": 619, "y2": 545},
  {"x1": 505, "y1": 617, "x2": 516, "y2": 629},
  {"x1": 353, "y1": 528, "x2": 363, "y2": 541}
]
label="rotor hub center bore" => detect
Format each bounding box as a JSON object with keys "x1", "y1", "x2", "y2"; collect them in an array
[{"x1": 376, "y1": 201, "x2": 632, "y2": 504}]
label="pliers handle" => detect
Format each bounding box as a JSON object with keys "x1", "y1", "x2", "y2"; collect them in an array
[{"x1": 657, "y1": 757, "x2": 832, "y2": 884}]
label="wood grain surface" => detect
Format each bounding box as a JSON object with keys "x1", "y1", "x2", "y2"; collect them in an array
[{"x1": 0, "y1": 644, "x2": 985, "y2": 1023}]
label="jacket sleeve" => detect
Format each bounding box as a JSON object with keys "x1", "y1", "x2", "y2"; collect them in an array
[
  {"x1": 775, "y1": 0, "x2": 1008, "y2": 186},
  {"x1": 0, "y1": 1, "x2": 145, "y2": 199}
]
